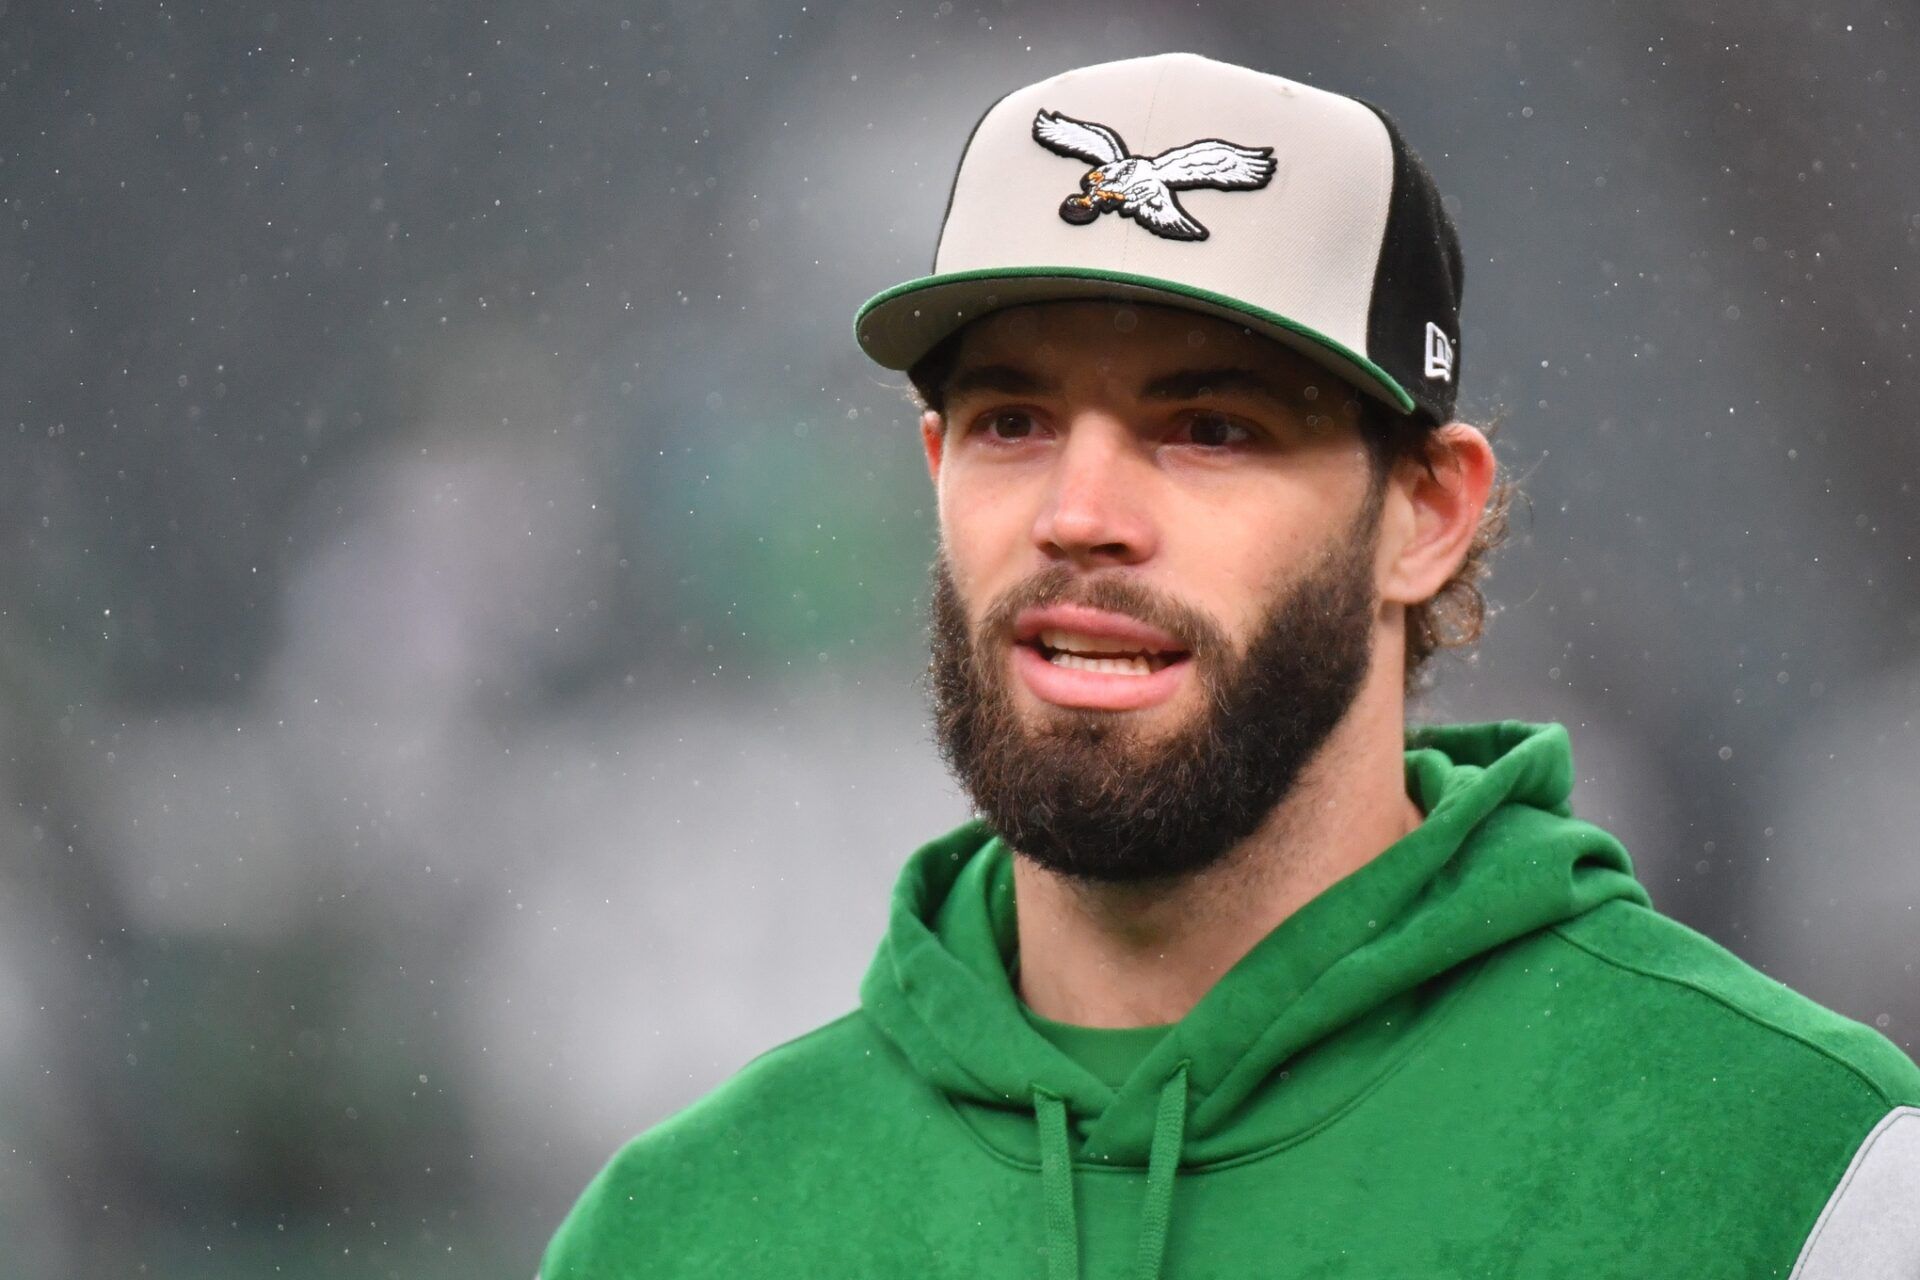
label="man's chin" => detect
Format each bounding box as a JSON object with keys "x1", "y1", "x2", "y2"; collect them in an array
[{"x1": 1009, "y1": 684, "x2": 1198, "y2": 751}]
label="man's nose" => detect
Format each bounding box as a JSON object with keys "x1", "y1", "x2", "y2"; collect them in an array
[{"x1": 1030, "y1": 415, "x2": 1158, "y2": 568}]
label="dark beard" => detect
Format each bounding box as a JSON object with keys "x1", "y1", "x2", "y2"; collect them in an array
[{"x1": 925, "y1": 493, "x2": 1381, "y2": 885}]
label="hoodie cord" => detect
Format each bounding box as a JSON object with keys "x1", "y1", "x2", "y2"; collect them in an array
[
  {"x1": 1034, "y1": 1088, "x2": 1079, "y2": 1280},
  {"x1": 1133, "y1": 1063, "x2": 1188, "y2": 1280},
  {"x1": 1031, "y1": 1063, "x2": 1191, "y2": 1280}
]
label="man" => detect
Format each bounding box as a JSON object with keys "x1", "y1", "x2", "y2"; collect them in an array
[{"x1": 541, "y1": 52, "x2": 1919, "y2": 1278}]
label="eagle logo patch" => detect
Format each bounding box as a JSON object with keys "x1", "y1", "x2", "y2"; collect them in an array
[{"x1": 1032, "y1": 110, "x2": 1276, "y2": 242}]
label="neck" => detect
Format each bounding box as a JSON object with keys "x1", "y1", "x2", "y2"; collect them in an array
[{"x1": 1011, "y1": 670, "x2": 1422, "y2": 1029}]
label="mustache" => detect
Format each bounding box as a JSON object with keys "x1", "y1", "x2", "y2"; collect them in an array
[{"x1": 973, "y1": 563, "x2": 1221, "y2": 658}]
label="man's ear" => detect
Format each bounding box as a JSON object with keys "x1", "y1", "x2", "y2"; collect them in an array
[
  {"x1": 920, "y1": 409, "x2": 945, "y2": 486},
  {"x1": 1377, "y1": 423, "x2": 1497, "y2": 607}
]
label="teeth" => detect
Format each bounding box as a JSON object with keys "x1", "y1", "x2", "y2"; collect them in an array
[
  {"x1": 1038, "y1": 627, "x2": 1173, "y2": 657},
  {"x1": 1047, "y1": 651, "x2": 1157, "y2": 676}
]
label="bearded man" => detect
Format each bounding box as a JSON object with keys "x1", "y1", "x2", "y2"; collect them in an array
[{"x1": 540, "y1": 53, "x2": 1920, "y2": 1280}]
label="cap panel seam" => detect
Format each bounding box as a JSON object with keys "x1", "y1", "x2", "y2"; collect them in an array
[
  {"x1": 1352, "y1": 99, "x2": 1401, "y2": 372},
  {"x1": 1125, "y1": 60, "x2": 1172, "y2": 274}
]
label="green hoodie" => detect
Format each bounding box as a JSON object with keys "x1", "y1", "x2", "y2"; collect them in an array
[{"x1": 540, "y1": 722, "x2": 1920, "y2": 1278}]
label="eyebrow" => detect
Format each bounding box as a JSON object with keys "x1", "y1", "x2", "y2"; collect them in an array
[{"x1": 941, "y1": 362, "x2": 1314, "y2": 412}]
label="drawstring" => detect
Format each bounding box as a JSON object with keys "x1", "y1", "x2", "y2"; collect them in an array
[
  {"x1": 1133, "y1": 1063, "x2": 1188, "y2": 1280},
  {"x1": 1031, "y1": 1062, "x2": 1191, "y2": 1280},
  {"x1": 1034, "y1": 1089, "x2": 1079, "y2": 1280}
]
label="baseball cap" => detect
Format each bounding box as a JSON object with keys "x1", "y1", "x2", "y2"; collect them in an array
[{"x1": 854, "y1": 52, "x2": 1465, "y2": 427}]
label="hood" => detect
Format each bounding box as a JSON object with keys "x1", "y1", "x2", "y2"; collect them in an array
[
  {"x1": 861, "y1": 721, "x2": 1649, "y2": 1277},
  {"x1": 860, "y1": 722, "x2": 1647, "y2": 1171}
]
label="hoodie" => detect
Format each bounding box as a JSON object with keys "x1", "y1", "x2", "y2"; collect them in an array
[{"x1": 539, "y1": 721, "x2": 1920, "y2": 1278}]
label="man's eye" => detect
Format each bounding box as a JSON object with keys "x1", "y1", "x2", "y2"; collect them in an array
[
  {"x1": 972, "y1": 410, "x2": 1039, "y2": 442},
  {"x1": 1179, "y1": 412, "x2": 1254, "y2": 448}
]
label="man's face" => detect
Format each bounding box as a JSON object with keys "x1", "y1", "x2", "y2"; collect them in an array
[{"x1": 923, "y1": 300, "x2": 1388, "y2": 884}]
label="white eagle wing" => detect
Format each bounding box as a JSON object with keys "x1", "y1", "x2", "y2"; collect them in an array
[
  {"x1": 1146, "y1": 140, "x2": 1277, "y2": 190},
  {"x1": 1126, "y1": 186, "x2": 1208, "y2": 241},
  {"x1": 1032, "y1": 111, "x2": 1128, "y2": 165}
]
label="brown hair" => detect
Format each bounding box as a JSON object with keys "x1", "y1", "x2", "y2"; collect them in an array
[{"x1": 906, "y1": 330, "x2": 1516, "y2": 693}]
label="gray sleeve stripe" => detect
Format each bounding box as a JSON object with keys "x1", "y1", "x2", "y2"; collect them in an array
[{"x1": 1789, "y1": 1105, "x2": 1920, "y2": 1280}]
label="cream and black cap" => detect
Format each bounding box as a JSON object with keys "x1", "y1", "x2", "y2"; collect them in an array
[{"x1": 854, "y1": 52, "x2": 1465, "y2": 427}]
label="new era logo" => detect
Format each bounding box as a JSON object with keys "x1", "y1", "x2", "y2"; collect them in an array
[{"x1": 1423, "y1": 322, "x2": 1454, "y2": 382}]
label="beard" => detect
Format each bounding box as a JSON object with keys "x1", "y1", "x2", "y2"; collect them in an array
[{"x1": 925, "y1": 491, "x2": 1383, "y2": 885}]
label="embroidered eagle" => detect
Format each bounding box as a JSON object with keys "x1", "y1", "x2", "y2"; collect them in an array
[{"x1": 1032, "y1": 109, "x2": 1277, "y2": 241}]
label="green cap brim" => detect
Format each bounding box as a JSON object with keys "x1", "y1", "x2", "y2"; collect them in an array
[{"x1": 853, "y1": 266, "x2": 1417, "y2": 415}]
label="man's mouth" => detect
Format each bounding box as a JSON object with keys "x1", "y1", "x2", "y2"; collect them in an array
[{"x1": 1025, "y1": 628, "x2": 1190, "y2": 677}]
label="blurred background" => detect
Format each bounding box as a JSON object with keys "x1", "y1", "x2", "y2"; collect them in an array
[{"x1": 3, "y1": 1, "x2": 1918, "y2": 1275}]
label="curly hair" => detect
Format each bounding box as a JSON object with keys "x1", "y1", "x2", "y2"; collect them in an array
[{"x1": 905, "y1": 332, "x2": 1516, "y2": 693}]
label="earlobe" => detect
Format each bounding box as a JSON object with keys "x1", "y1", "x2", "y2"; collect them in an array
[
  {"x1": 921, "y1": 410, "x2": 945, "y2": 486},
  {"x1": 1378, "y1": 423, "x2": 1497, "y2": 607}
]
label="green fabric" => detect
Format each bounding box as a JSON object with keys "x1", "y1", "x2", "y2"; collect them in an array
[
  {"x1": 1021, "y1": 1009, "x2": 1170, "y2": 1092},
  {"x1": 852, "y1": 265, "x2": 1420, "y2": 412},
  {"x1": 1032, "y1": 1066, "x2": 1189, "y2": 1280},
  {"x1": 1131, "y1": 1064, "x2": 1186, "y2": 1280},
  {"x1": 539, "y1": 720, "x2": 1920, "y2": 1279},
  {"x1": 1034, "y1": 1089, "x2": 1078, "y2": 1280}
]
